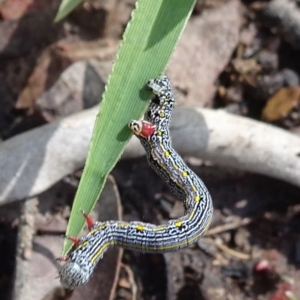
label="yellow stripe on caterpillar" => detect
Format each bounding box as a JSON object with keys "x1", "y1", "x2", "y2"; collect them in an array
[{"x1": 136, "y1": 224, "x2": 145, "y2": 231}]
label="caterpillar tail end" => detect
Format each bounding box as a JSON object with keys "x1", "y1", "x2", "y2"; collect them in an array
[{"x1": 59, "y1": 261, "x2": 91, "y2": 289}]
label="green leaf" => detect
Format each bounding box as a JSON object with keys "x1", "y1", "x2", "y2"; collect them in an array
[
  {"x1": 54, "y1": 0, "x2": 83, "y2": 22},
  {"x1": 62, "y1": 0, "x2": 197, "y2": 255}
]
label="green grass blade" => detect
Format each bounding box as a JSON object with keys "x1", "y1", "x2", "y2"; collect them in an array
[
  {"x1": 54, "y1": 0, "x2": 83, "y2": 22},
  {"x1": 62, "y1": 0, "x2": 197, "y2": 255}
]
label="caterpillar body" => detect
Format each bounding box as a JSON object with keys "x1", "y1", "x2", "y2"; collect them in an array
[{"x1": 58, "y1": 76, "x2": 213, "y2": 289}]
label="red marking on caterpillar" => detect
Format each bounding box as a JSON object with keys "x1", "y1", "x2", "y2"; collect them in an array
[{"x1": 140, "y1": 120, "x2": 155, "y2": 137}]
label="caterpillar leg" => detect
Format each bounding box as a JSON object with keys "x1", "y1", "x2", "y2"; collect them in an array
[
  {"x1": 55, "y1": 212, "x2": 95, "y2": 262},
  {"x1": 65, "y1": 235, "x2": 80, "y2": 246},
  {"x1": 56, "y1": 256, "x2": 69, "y2": 262},
  {"x1": 81, "y1": 210, "x2": 95, "y2": 231}
]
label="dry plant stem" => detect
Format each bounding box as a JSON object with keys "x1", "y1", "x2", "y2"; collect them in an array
[
  {"x1": 13, "y1": 197, "x2": 38, "y2": 300},
  {"x1": 0, "y1": 106, "x2": 299, "y2": 205},
  {"x1": 206, "y1": 217, "x2": 252, "y2": 236},
  {"x1": 121, "y1": 263, "x2": 137, "y2": 300},
  {"x1": 202, "y1": 237, "x2": 251, "y2": 260},
  {"x1": 214, "y1": 240, "x2": 250, "y2": 260}
]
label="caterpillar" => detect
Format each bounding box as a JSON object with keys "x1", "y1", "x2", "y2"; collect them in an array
[{"x1": 58, "y1": 76, "x2": 213, "y2": 289}]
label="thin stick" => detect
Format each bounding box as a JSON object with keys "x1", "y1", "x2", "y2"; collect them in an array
[{"x1": 206, "y1": 217, "x2": 252, "y2": 236}]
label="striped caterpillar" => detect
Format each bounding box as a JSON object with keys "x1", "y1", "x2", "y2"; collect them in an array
[{"x1": 58, "y1": 76, "x2": 213, "y2": 289}]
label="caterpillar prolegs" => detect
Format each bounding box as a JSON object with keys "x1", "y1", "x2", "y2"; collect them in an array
[{"x1": 58, "y1": 76, "x2": 213, "y2": 289}]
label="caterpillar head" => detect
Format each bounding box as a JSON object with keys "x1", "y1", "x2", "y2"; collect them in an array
[
  {"x1": 59, "y1": 261, "x2": 92, "y2": 289},
  {"x1": 147, "y1": 75, "x2": 171, "y2": 97},
  {"x1": 129, "y1": 120, "x2": 155, "y2": 138}
]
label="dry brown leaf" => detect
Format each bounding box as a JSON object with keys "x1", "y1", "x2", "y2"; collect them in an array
[
  {"x1": 262, "y1": 87, "x2": 300, "y2": 122},
  {"x1": 16, "y1": 40, "x2": 116, "y2": 113},
  {"x1": 15, "y1": 47, "x2": 72, "y2": 111},
  {"x1": 168, "y1": 0, "x2": 243, "y2": 107}
]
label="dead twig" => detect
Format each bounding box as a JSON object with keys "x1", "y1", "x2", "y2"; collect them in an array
[
  {"x1": 206, "y1": 217, "x2": 252, "y2": 236},
  {"x1": 120, "y1": 263, "x2": 137, "y2": 300},
  {"x1": 0, "y1": 107, "x2": 299, "y2": 204},
  {"x1": 202, "y1": 237, "x2": 251, "y2": 260}
]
